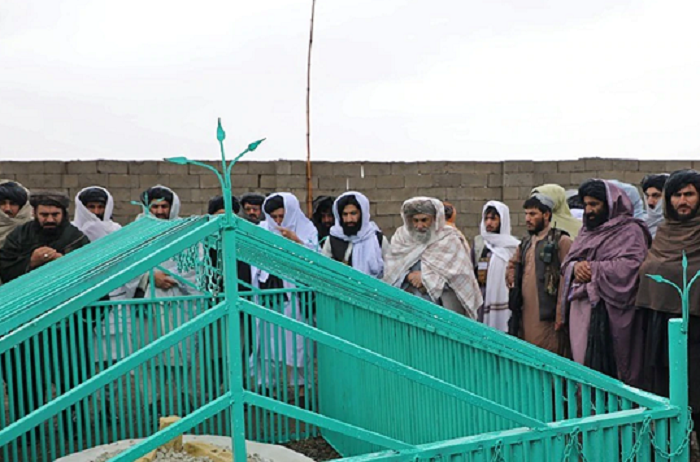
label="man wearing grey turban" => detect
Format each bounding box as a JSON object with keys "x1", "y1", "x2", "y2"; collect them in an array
[{"x1": 383, "y1": 197, "x2": 482, "y2": 318}]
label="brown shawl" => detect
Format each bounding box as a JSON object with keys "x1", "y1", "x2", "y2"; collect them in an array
[{"x1": 636, "y1": 214, "x2": 700, "y2": 316}]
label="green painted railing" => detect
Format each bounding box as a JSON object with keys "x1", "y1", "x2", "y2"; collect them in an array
[{"x1": 0, "y1": 120, "x2": 692, "y2": 461}]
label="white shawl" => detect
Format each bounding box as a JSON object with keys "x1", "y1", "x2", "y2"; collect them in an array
[
  {"x1": 479, "y1": 201, "x2": 519, "y2": 310},
  {"x1": 329, "y1": 191, "x2": 384, "y2": 278},
  {"x1": 255, "y1": 192, "x2": 319, "y2": 285},
  {"x1": 72, "y1": 186, "x2": 122, "y2": 242}
]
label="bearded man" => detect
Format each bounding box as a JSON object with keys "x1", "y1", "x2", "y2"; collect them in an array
[
  {"x1": 73, "y1": 186, "x2": 121, "y2": 242},
  {"x1": 312, "y1": 195, "x2": 335, "y2": 242},
  {"x1": 636, "y1": 169, "x2": 700, "y2": 432},
  {"x1": 641, "y1": 174, "x2": 669, "y2": 238},
  {"x1": 322, "y1": 192, "x2": 389, "y2": 278},
  {"x1": 472, "y1": 201, "x2": 519, "y2": 332},
  {"x1": 240, "y1": 192, "x2": 266, "y2": 224},
  {"x1": 507, "y1": 194, "x2": 572, "y2": 354},
  {"x1": 383, "y1": 197, "x2": 482, "y2": 318},
  {"x1": 0, "y1": 180, "x2": 32, "y2": 256},
  {"x1": 0, "y1": 192, "x2": 89, "y2": 281},
  {"x1": 560, "y1": 180, "x2": 650, "y2": 386}
]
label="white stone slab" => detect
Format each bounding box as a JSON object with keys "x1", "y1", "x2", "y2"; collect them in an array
[{"x1": 55, "y1": 435, "x2": 316, "y2": 462}]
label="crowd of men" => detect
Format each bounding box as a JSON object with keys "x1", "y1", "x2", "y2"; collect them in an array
[{"x1": 0, "y1": 169, "x2": 699, "y2": 430}]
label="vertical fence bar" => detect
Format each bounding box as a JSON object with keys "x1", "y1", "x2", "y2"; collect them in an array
[{"x1": 668, "y1": 318, "x2": 689, "y2": 462}]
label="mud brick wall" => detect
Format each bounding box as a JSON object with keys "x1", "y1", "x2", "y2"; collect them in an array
[{"x1": 0, "y1": 158, "x2": 695, "y2": 240}]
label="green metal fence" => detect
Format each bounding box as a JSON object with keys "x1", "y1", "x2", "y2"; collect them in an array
[
  {"x1": 0, "y1": 121, "x2": 692, "y2": 461},
  {"x1": 0, "y1": 208, "x2": 691, "y2": 462}
]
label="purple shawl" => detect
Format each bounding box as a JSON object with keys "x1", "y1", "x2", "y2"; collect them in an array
[{"x1": 561, "y1": 181, "x2": 651, "y2": 314}]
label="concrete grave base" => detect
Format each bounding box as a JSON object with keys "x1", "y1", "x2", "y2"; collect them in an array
[{"x1": 55, "y1": 435, "x2": 316, "y2": 462}]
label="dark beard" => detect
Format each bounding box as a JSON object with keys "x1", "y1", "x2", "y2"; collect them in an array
[
  {"x1": 527, "y1": 219, "x2": 545, "y2": 235},
  {"x1": 341, "y1": 222, "x2": 360, "y2": 236},
  {"x1": 38, "y1": 223, "x2": 62, "y2": 237},
  {"x1": 245, "y1": 214, "x2": 261, "y2": 225},
  {"x1": 669, "y1": 203, "x2": 700, "y2": 222},
  {"x1": 584, "y1": 211, "x2": 608, "y2": 230}
]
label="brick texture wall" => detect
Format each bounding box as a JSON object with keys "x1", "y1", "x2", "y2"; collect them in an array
[{"x1": 0, "y1": 158, "x2": 695, "y2": 240}]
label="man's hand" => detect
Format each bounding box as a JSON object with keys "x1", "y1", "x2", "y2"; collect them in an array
[
  {"x1": 277, "y1": 226, "x2": 302, "y2": 244},
  {"x1": 154, "y1": 270, "x2": 177, "y2": 290},
  {"x1": 30, "y1": 246, "x2": 59, "y2": 269},
  {"x1": 407, "y1": 271, "x2": 424, "y2": 289},
  {"x1": 574, "y1": 261, "x2": 592, "y2": 283}
]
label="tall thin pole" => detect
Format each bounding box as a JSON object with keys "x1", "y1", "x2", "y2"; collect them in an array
[{"x1": 305, "y1": 0, "x2": 317, "y2": 216}]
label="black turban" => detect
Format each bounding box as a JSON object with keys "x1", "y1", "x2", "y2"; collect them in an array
[
  {"x1": 142, "y1": 186, "x2": 173, "y2": 206},
  {"x1": 240, "y1": 193, "x2": 265, "y2": 207},
  {"x1": 30, "y1": 191, "x2": 70, "y2": 211},
  {"x1": 0, "y1": 182, "x2": 28, "y2": 207},
  {"x1": 664, "y1": 170, "x2": 700, "y2": 207},
  {"x1": 579, "y1": 179, "x2": 607, "y2": 203},
  {"x1": 207, "y1": 195, "x2": 240, "y2": 215},
  {"x1": 264, "y1": 195, "x2": 285, "y2": 214},
  {"x1": 312, "y1": 196, "x2": 334, "y2": 216},
  {"x1": 78, "y1": 187, "x2": 108, "y2": 206},
  {"x1": 641, "y1": 174, "x2": 669, "y2": 193},
  {"x1": 336, "y1": 194, "x2": 360, "y2": 216}
]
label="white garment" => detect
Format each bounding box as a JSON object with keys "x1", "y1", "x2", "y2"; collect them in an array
[
  {"x1": 71, "y1": 187, "x2": 138, "y2": 361},
  {"x1": 479, "y1": 201, "x2": 519, "y2": 332},
  {"x1": 646, "y1": 201, "x2": 665, "y2": 238},
  {"x1": 139, "y1": 186, "x2": 199, "y2": 366},
  {"x1": 72, "y1": 186, "x2": 122, "y2": 242},
  {"x1": 328, "y1": 191, "x2": 384, "y2": 278},
  {"x1": 250, "y1": 193, "x2": 319, "y2": 387}
]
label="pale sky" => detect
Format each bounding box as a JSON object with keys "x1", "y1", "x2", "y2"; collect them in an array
[{"x1": 1, "y1": 0, "x2": 699, "y2": 162}]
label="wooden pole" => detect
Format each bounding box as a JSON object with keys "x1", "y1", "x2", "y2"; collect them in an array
[{"x1": 305, "y1": 0, "x2": 317, "y2": 216}]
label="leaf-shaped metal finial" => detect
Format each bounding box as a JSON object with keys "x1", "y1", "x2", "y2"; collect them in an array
[
  {"x1": 165, "y1": 157, "x2": 189, "y2": 165},
  {"x1": 217, "y1": 117, "x2": 226, "y2": 142},
  {"x1": 646, "y1": 274, "x2": 683, "y2": 296},
  {"x1": 248, "y1": 138, "x2": 266, "y2": 152}
]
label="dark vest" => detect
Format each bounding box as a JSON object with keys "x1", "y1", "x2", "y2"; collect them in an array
[
  {"x1": 519, "y1": 228, "x2": 566, "y2": 322},
  {"x1": 329, "y1": 232, "x2": 383, "y2": 266}
]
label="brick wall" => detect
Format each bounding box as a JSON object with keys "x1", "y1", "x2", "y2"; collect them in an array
[{"x1": 0, "y1": 158, "x2": 695, "y2": 240}]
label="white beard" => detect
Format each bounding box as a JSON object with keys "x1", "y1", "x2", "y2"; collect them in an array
[{"x1": 413, "y1": 228, "x2": 432, "y2": 244}]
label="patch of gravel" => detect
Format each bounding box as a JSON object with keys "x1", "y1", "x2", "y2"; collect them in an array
[
  {"x1": 93, "y1": 447, "x2": 274, "y2": 462},
  {"x1": 282, "y1": 437, "x2": 339, "y2": 461}
]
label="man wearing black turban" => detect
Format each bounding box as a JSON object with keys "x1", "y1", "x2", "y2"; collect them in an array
[
  {"x1": 141, "y1": 185, "x2": 178, "y2": 220},
  {"x1": 78, "y1": 187, "x2": 109, "y2": 219},
  {"x1": 0, "y1": 180, "x2": 32, "y2": 248},
  {"x1": 311, "y1": 195, "x2": 335, "y2": 241},
  {"x1": 239, "y1": 192, "x2": 265, "y2": 224},
  {"x1": 207, "y1": 195, "x2": 241, "y2": 215}
]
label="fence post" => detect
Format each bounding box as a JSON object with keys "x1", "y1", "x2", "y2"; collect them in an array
[
  {"x1": 668, "y1": 318, "x2": 689, "y2": 461},
  {"x1": 223, "y1": 219, "x2": 247, "y2": 462}
]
